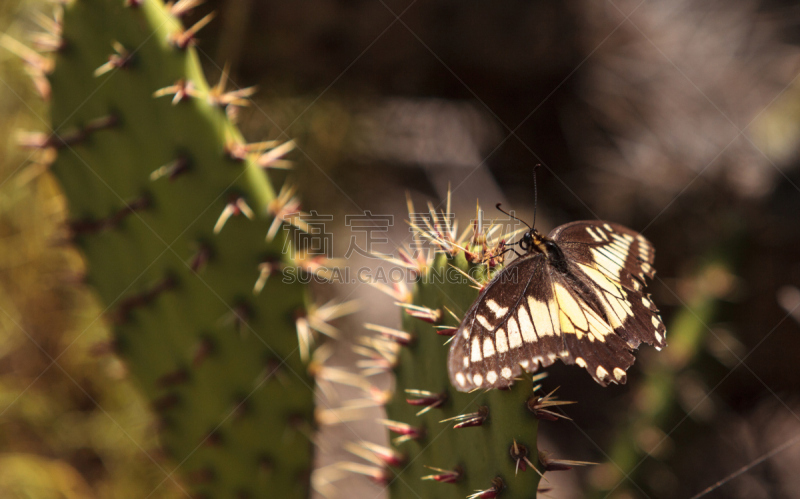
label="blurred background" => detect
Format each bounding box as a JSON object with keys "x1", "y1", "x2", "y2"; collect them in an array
[{"x1": 2, "y1": 0, "x2": 800, "y2": 497}]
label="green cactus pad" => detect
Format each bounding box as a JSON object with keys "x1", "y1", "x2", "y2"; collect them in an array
[
  {"x1": 44, "y1": 1, "x2": 320, "y2": 497},
  {"x1": 361, "y1": 201, "x2": 549, "y2": 499}
]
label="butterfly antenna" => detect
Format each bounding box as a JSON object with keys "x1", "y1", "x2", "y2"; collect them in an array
[
  {"x1": 532, "y1": 164, "x2": 540, "y2": 229},
  {"x1": 495, "y1": 203, "x2": 532, "y2": 230}
]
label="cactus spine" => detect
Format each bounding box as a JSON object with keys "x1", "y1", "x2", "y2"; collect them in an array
[{"x1": 18, "y1": 0, "x2": 339, "y2": 497}]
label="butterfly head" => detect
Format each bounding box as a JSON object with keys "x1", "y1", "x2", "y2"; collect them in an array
[{"x1": 519, "y1": 228, "x2": 558, "y2": 256}]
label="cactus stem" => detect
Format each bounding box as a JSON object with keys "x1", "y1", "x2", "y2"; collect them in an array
[
  {"x1": 257, "y1": 140, "x2": 295, "y2": 170},
  {"x1": 510, "y1": 439, "x2": 542, "y2": 477},
  {"x1": 213, "y1": 196, "x2": 254, "y2": 234},
  {"x1": 440, "y1": 406, "x2": 488, "y2": 429},
  {"x1": 404, "y1": 389, "x2": 446, "y2": 416},
  {"x1": 421, "y1": 465, "x2": 461, "y2": 483},
  {"x1": 93, "y1": 41, "x2": 132, "y2": 76},
  {"x1": 70, "y1": 195, "x2": 150, "y2": 235},
  {"x1": 150, "y1": 156, "x2": 191, "y2": 181},
  {"x1": 153, "y1": 78, "x2": 198, "y2": 104},
  {"x1": 365, "y1": 323, "x2": 414, "y2": 346},
  {"x1": 169, "y1": 12, "x2": 215, "y2": 49},
  {"x1": 538, "y1": 450, "x2": 596, "y2": 472},
  {"x1": 345, "y1": 441, "x2": 405, "y2": 468},
  {"x1": 336, "y1": 462, "x2": 390, "y2": 485},
  {"x1": 396, "y1": 303, "x2": 440, "y2": 324},
  {"x1": 468, "y1": 477, "x2": 504, "y2": 499},
  {"x1": 527, "y1": 387, "x2": 575, "y2": 421}
]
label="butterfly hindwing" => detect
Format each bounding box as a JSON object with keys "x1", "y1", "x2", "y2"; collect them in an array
[
  {"x1": 551, "y1": 221, "x2": 666, "y2": 351},
  {"x1": 448, "y1": 220, "x2": 665, "y2": 392}
]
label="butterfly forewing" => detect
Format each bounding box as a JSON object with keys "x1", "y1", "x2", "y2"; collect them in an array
[{"x1": 448, "y1": 220, "x2": 665, "y2": 392}]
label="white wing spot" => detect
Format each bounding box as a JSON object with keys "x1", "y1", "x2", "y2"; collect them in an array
[
  {"x1": 576, "y1": 357, "x2": 587, "y2": 368},
  {"x1": 507, "y1": 317, "x2": 523, "y2": 348},
  {"x1": 586, "y1": 226, "x2": 603, "y2": 242},
  {"x1": 473, "y1": 373, "x2": 483, "y2": 386},
  {"x1": 463, "y1": 356, "x2": 469, "y2": 368},
  {"x1": 483, "y1": 337, "x2": 496, "y2": 358},
  {"x1": 486, "y1": 370, "x2": 498, "y2": 384},
  {"x1": 501, "y1": 367, "x2": 513, "y2": 379},
  {"x1": 519, "y1": 359, "x2": 530, "y2": 369},
  {"x1": 613, "y1": 367, "x2": 626, "y2": 380},
  {"x1": 528, "y1": 297, "x2": 554, "y2": 336},
  {"x1": 456, "y1": 372, "x2": 466, "y2": 386},
  {"x1": 517, "y1": 307, "x2": 537, "y2": 343},
  {"x1": 495, "y1": 328, "x2": 509, "y2": 353},
  {"x1": 476, "y1": 315, "x2": 493, "y2": 330},
  {"x1": 655, "y1": 331, "x2": 663, "y2": 342},
  {"x1": 471, "y1": 336, "x2": 482, "y2": 362},
  {"x1": 486, "y1": 299, "x2": 509, "y2": 318},
  {"x1": 603, "y1": 223, "x2": 613, "y2": 232},
  {"x1": 462, "y1": 327, "x2": 470, "y2": 339},
  {"x1": 651, "y1": 315, "x2": 660, "y2": 328},
  {"x1": 642, "y1": 296, "x2": 652, "y2": 308},
  {"x1": 596, "y1": 365, "x2": 609, "y2": 379}
]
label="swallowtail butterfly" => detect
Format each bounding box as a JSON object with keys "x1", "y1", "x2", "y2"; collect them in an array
[{"x1": 448, "y1": 211, "x2": 665, "y2": 392}]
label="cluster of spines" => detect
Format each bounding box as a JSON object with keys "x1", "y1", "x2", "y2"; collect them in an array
[
  {"x1": 7, "y1": 0, "x2": 348, "y2": 497},
  {"x1": 327, "y1": 193, "x2": 591, "y2": 498}
]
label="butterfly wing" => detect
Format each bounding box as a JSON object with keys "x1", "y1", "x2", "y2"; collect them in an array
[
  {"x1": 447, "y1": 220, "x2": 665, "y2": 392},
  {"x1": 448, "y1": 254, "x2": 566, "y2": 392},
  {"x1": 550, "y1": 221, "x2": 666, "y2": 352}
]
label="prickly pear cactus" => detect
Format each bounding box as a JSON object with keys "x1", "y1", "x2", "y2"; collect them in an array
[
  {"x1": 353, "y1": 198, "x2": 577, "y2": 498},
  {"x1": 17, "y1": 1, "x2": 338, "y2": 497}
]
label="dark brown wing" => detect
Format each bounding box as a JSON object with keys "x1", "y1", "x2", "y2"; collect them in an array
[
  {"x1": 447, "y1": 254, "x2": 566, "y2": 392},
  {"x1": 447, "y1": 220, "x2": 665, "y2": 392},
  {"x1": 550, "y1": 221, "x2": 666, "y2": 352}
]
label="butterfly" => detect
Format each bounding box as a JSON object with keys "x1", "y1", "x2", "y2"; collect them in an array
[{"x1": 447, "y1": 210, "x2": 666, "y2": 392}]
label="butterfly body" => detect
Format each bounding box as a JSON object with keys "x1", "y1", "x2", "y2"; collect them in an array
[{"x1": 448, "y1": 221, "x2": 666, "y2": 392}]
